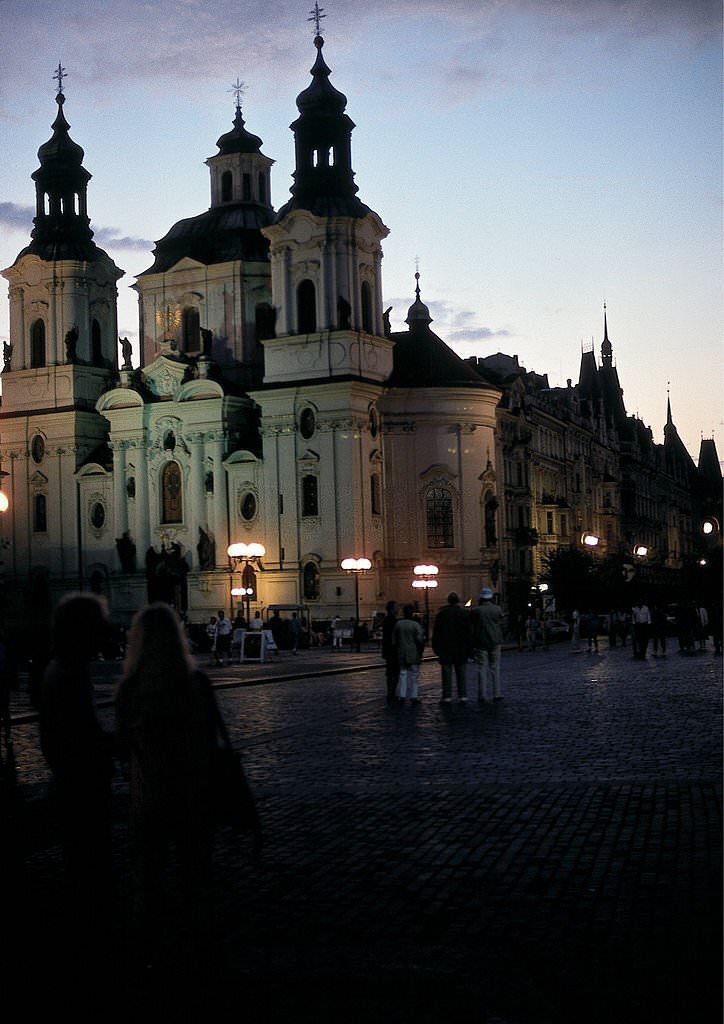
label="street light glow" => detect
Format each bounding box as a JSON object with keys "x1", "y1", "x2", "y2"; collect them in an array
[
  {"x1": 341, "y1": 557, "x2": 371, "y2": 571},
  {"x1": 412, "y1": 578, "x2": 438, "y2": 589},
  {"x1": 413, "y1": 564, "x2": 439, "y2": 576},
  {"x1": 0, "y1": 492, "x2": 8, "y2": 513},
  {"x1": 581, "y1": 532, "x2": 599, "y2": 547},
  {"x1": 633, "y1": 544, "x2": 649, "y2": 557}
]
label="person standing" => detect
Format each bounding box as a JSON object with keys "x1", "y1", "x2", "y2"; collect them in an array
[
  {"x1": 381, "y1": 600, "x2": 399, "y2": 705},
  {"x1": 39, "y1": 593, "x2": 115, "y2": 921},
  {"x1": 431, "y1": 592, "x2": 470, "y2": 704},
  {"x1": 393, "y1": 604, "x2": 425, "y2": 704},
  {"x1": 331, "y1": 615, "x2": 343, "y2": 648},
  {"x1": 651, "y1": 604, "x2": 668, "y2": 657},
  {"x1": 215, "y1": 610, "x2": 232, "y2": 666},
  {"x1": 290, "y1": 612, "x2": 303, "y2": 654},
  {"x1": 632, "y1": 600, "x2": 651, "y2": 659},
  {"x1": 571, "y1": 609, "x2": 581, "y2": 651},
  {"x1": 469, "y1": 588, "x2": 504, "y2": 701},
  {"x1": 206, "y1": 615, "x2": 219, "y2": 665}
]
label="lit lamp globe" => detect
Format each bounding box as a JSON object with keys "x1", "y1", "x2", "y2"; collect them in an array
[
  {"x1": 0, "y1": 492, "x2": 8, "y2": 513},
  {"x1": 581, "y1": 532, "x2": 599, "y2": 548}
]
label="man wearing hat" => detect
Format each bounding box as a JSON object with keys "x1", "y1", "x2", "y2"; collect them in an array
[{"x1": 469, "y1": 588, "x2": 504, "y2": 701}]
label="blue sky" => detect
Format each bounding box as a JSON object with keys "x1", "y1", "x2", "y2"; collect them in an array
[{"x1": 0, "y1": 0, "x2": 721, "y2": 459}]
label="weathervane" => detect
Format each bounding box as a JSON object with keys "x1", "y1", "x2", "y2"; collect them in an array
[
  {"x1": 308, "y1": 2, "x2": 326, "y2": 35},
  {"x1": 53, "y1": 61, "x2": 67, "y2": 95},
  {"x1": 229, "y1": 76, "x2": 246, "y2": 110}
]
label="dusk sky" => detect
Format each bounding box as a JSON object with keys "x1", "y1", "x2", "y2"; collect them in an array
[{"x1": 0, "y1": 0, "x2": 721, "y2": 460}]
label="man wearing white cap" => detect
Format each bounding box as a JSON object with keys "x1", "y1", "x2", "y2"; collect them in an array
[{"x1": 469, "y1": 588, "x2": 504, "y2": 701}]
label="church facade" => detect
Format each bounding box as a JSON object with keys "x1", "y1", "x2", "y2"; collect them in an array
[{"x1": 1, "y1": 37, "x2": 718, "y2": 632}]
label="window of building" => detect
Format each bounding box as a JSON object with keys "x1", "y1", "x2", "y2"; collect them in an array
[
  {"x1": 31, "y1": 434, "x2": 45, "y2": 464},
  {"x1": 299, "y1": 407, "x2": 316, "y2": 439},
  {"x1": 361, "y1": 281, "x2": 372, "y2": 333},
  {"x1": 426, "y1": 487, "x2": 454, "y2": 548},
  {"x1": 90, "y1": 501, "x2": 106, "y2": 529},
  {"x1": 31, "y1": 319, "x2": 46, "y2": 368},
  {"x1": 91, "y1": 319, "x2": 103, "y2": 366},
  {"x1": 221, "y1": 171, "x2": 233, "y2": 202},
  {"x1": 182, "y1": 307, "x2": 201, "y2": 354},
  {"x1": 303, "y1": 561, "x2": 321, "y2": 601},
  {"x1": 371, "y1": 473, "x2": 381, "y2": 516},
  {"x1": 240, "y1": 491, "x2": 257, "y2": 521},
  {"x1": 560, "y1": 514, "x2": 568, "y2": 537},
  {"x1": 255, "y1": 302, "x2": 275, "y2": 342},
  {"x1": 258, "y1": 173, "x2": 266, "y2": 203},
  {"x1": 242, "y1": 173, "x2": 251, "y2": 200},
  {"x1": 33, "y1": 493, "x2": 47, "y2": 533},
  {"x1": 302, "y1": 475, "x2": 319, "y2": 517},
  {"x1": 297, "y1": 280, "x2": 317, "y2": 333},
  {"x1": 161, "y1": 461, "x2": 183, "y2": 523},
  {"x1": 546, "y1": 511, "x2": 554, "y2": 535}
]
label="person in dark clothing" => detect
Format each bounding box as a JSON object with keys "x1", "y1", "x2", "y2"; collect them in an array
[
  {"x1": 381, "y1": 600, "x2": 399, "y2": 704},
  {"x1": 39, "y1": 593, "x2": 114, "y2": 917},
  {"x1": 431, "y1": 592, "x2": 470, "y2": 704}
]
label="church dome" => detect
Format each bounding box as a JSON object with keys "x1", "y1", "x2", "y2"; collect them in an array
[
  {"x1": 295, "y1": 35, "x2": 348, "y2": 116},
  {"x1": 215, "y1": 106, "x2": 264, "y2": 156}
]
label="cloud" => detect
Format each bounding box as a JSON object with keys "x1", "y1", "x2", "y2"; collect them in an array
[
  {"x1": 0, "y1": 203, "x2": 151, "y2": 250},
  {"x1": 0, "y1": 202, "x2": 33, "y2": 231},
  {"x1": 93, "y1": 228, "x2": 153, "y2": 250},
  {"x1": 449, "y1": 326, "x2": 513, "y2": 342}
]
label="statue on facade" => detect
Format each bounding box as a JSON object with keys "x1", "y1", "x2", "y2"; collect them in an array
[
  {"x1": 115, "y1": 531, "x2": 137, "y2": 572},
  {"x1": 64, "y1": 325, "x2": 78, "y2": 364},
  {"x1": 485, "y1": 498, "x2": 498, "y2": 547},
  {"x1": 119, "y1": 336, "x2": 133, "y2": 369},
  {"x1": 200, "y1": 328, "x2": 213, "y2": 359},
  {"x1": 383, "y1": 307, "x2": 392, "y2": 338},
  {"x1": 337, "y1": 296, "x2": 351, "y2": 330},
  {"x1": 2, "y1": 341, "x2": 12, "y2": 372},
  {"x1": 197, "y1": 526, "x2": 215, "y2": 570}
]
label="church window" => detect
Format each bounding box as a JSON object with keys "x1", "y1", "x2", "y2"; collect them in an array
[
  {"x1": 30, "y1": 319, "x2": 46, "y2": 368},
  {"x1": 258, "y1": 173, "x2": 266, "y2": 203},
  {"x1": 161, "y1": 462, "x2": 183, "y2": 524},
  {"x1": 297, "y1": 280, "x2": 317, "y2": 333},
  {"x1": 242, "y1": 173, "x2": 251, "y2": 200},
  {"x1": 221, "y1": 171, "x2": 233, "y2": 202},
  {"x1": 368, "y1": 406, "x2": 379, "y2": 438},
  {"x1": 163, "y1": 430, "x2": 176, "y2": 451},
  {"x1": 31, "y1": 434, "x2": 46, "y2": 464},
  {"x1": 240, "y1": 491, "x2": 257, "y2": 521},
  {"x1": 126, "y1": 477, "x2": 136, "y2": 499},
  {"x1": 33, "y1": 494, "x2": 47, "y2": 533},
  {"x1": 303, "y1": 561, "x2": 321, "y2": 601},
  {"x1": 426, "y1": 487, "x2": 454, "y2": 549},
  {"x1": 484, "y1": 495, "x2": 498, "y2": 547},
  {"x1": 361, "y1": 281, "x2": 372, "y2": 333},
  {"x1": 90, "y1": 501, "x2": 106, "y2": 529},
  {"x1": 299, "y1": 407, "x2": 316, "y2": 439},
  {"x1": 255, "y1": 302, "x2": 275, "y2": 342},
  {"x1": 370, "y1": 473, "x2": 381, "y2": 516},
  {"x1": 205, "y1": 471, "x2": 214, "y2": 495},
  {"x1": 182, "y1": 307, "x2": 201, "y2": 354},
  {"x1": 91, "y1": 319, "x2": 103, "y2": 366},
  {"x1": 301, "y1": 475, "x2": 319, "y2": 517}
]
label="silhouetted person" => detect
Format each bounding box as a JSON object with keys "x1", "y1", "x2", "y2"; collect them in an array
[
  {"x1": 393, "y1": 603, "x2": 425, "y2": 704},
  {"x1": 381, "y1": 600, "x2": 399, "y2": 705},
  {"x1": 116, "y1": 603, "x2": 222, "y2": 966},
  {"x1": 432, "y1": 592, "x2": 470, "y2": 704},
  {"x1": 39, "y1": 594, "x2": 114, "y2": 921}
]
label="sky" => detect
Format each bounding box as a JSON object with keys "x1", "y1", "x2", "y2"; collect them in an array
[{"x1": 0, "y1": 0, "x2": 721, "y2": 461}]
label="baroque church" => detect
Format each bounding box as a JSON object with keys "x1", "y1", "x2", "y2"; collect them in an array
[
  {"x1": 0, "y1": 33, "x2": 502, "y2": 627},
  {"x1": 2, "y1": 33, "x2": 719, "y2": 631}
]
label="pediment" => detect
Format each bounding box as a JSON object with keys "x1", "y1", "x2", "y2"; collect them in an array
[
  {"x1": 165, "y1": 257, "x2": 206, "y2": 274},
  {"x1": 97, "y1": 387, "x2": 144, "y2": 412},
  {"x1": 141, "y1": 356, "x2": 188, "y2": 399}
]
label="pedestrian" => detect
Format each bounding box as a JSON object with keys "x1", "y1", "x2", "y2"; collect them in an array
[
  {"x1": 571, "y1": 609, "x2": 581, "y2": 651},
  {"x1": 695, "y1": 605, "x2": 709, "y2": 650},
  {"x1": 651, "y1": 604, "x2": 668, "y2": 657},
  {"x1": 206, "y1": 615, "x2": 218, "y2": 665},
  {"x1": 269, "y1": 610, "x2": 284, "y2": 649},
  {"x1": 38, "y1": 593, "x2": 115, "y2": 922},
  {"x1": 431, "y1": 592, "x2": 470, "y2": 704},
  {"x1": 585, "y1": 610, "x2": 600, "y2": 653},
  {"x1": 249, "y1": 610, "x2": 263, "y2": 631},
  {"x1": 393, "y1": 603, "x2": 425, "y2": 704},
  {"x1": 290, "y1": 611, "x2": 303, "y2": 654},
  {"x1": 631, "y1": 600, "x2": 651, "y2": 659},
  {"x1": 116, "y1": 602, "x2": 224, "y2": 967},
  {"x1": 215, "y1": 609, "x2": 232, "y2": 665},
  {"x1": 525, "y1": 612, "x2": 539, "y2": 652},
  {"x1": 331, "y1": 615, "x2": 343, "y2": 648},
  {"x1": 381, "y1": 600, "x2": 399, "y2": 705},
  {"x1": 469, "y1": 588, "x2": 504, "y2": 701}
]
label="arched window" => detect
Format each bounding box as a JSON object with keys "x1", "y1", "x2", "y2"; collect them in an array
[
  {"x1": 91, "y1": 318, "x2": 103, "y2": 366},
  {"x1": 370, "y1": 473, "x2": 381, "y2": 516},
  {"x1": 361, "y1": 281, "x2": 372, "y2": 333},
  {"x1": 161, "y1": 462, "x2": 183, "y2": 524},
  {"x1": 221, "y1": 171, "x2": 233, "y2": 202},
  {"x1": 242, "y1": 173, "x2": 251, "y2": 200},
  {"x1": 255, "y1": 302, "x2": 276, "y2": 342},
  {"x1": 258, "y1": 173, "x2": 266, "y2": 204},
  {"x1": 31, "y1": 319, "x2": 46, "y2": 368},
  {"x1": 484, "y1": 495, "x2": 498, "y2": 547},
  {"x1": 426, "y1": 487, "x2": 454, "y2": 548},
  {"x1": 303, "y1": 561, "x2": 321, "y2": 601},
  {"x1": 301, "y1": 475, "x2": 319, "y2": 517},
  {"x1": 182, "y1": 307, "x2": 200, "y2": 354},
  {"x1": 33, "y1": 494, "x2": 48, "y2": 533},
  {"x1": 297, "y1": 280, "x2": 317, "y2": 334}
]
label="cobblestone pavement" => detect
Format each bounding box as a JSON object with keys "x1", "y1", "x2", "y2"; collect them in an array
[{"x1": 4, "y1": 642, "x2": 722, "y2": 1022}]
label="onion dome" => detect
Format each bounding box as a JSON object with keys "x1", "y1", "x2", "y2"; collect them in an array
[
  {"x1": 295, "y1": 35, "x2": 348, "y2": 116},
  {"x1": 215, "y1": 105, "x2": 264, "y2": 156},
  {"x1": 405, "y1": 272, "x2": 432, "y2": 326}
]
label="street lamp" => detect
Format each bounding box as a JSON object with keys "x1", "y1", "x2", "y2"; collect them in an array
[
  {"x1": 702, "y1": 517, "x2": 720, "y2": 536},
  {"x1": 0, "y1": 469, "x2": 9, "y2": 512},
  {"x1": 412, "y1": 563, "x2": 439, "y2": 639},
  {"x1": 227, "y1": 542, "x2": 265, "y2": 623},
  {"x1": 633, "y1": 544, "x2": 649, "y2": 558},
  {"x1": 340, "y1": 556, "x2": 371, "y2": 651},
  {"x1": 581, "y1": 532, "x2": 599, "y2": 548}
]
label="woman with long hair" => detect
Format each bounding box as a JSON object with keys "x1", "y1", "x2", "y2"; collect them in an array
[{"x1": 117, "y1": 602, "x2": 221, "y2": 963}]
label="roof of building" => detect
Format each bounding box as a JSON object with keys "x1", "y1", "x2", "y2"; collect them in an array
[{"x1": 138, "y1": 203, "x2": 273, "y2": 274}]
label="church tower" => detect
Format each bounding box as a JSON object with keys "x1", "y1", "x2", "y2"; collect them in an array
[
  {"x1": 246, "y1": 23, "x2": 394, "y2": 614},
  {"x1": 1, "y1": 71, "x2": 123, "y2": 590}
]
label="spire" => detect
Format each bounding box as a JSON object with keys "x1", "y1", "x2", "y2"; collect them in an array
[
  {"x1": 405, "y1": 269, "x2": 432, "y2": 326},
  {"x1": 25, "y1": 68, "x2": 99, "y2": 261},
  {"x1": 601, "y1": 301, "x2": 613, "y2": 365},
  {"x1": 666, "y1": 381, "x2": 673, "y2": 426}
]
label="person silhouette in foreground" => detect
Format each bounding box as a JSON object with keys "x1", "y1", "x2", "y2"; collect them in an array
[
  {"x1": 116, "y1": 603, "x2": 226, "y2": 969},
  {"x1": 39, "y1": 593, "x2": 114, "y2": 925}
]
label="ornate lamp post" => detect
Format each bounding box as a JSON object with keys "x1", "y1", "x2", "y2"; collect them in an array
[
  {"x1": 412, "y1": 563, "x2": 438, "y2": 639},
  {"x1": 227, "y1": 542, "x2": 265, "y2": 623},
  {"x1": 340, "y1": 556, "x2": 371, "y2": 651}
]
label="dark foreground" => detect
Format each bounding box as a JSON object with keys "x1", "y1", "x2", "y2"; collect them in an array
[{"x1": 3, "y1": 642, "x2": 722, "y2": 1021}]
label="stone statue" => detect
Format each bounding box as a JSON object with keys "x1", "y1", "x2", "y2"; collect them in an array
[
  {"x1": 119, "y1": 336, "x2": 133, "y2": 369},
  {"x1": 200, "y1": 327, "x2": 213, "y2": 359},
  {"x1": 116, "y1": 531, "x2": 137, "y2": 572},
  {"x1": 383, "y1": 306, "x2": 392, "y2": 338},
  {"x1": 337, "y1": 296, "x2": 351, "y2": 330},
  {"x1": 2, "y1": 341, "x2": 12, "y2": 372},
  {"x1": 64, "y1": 325, "x2": 78, "y2": 364},
  {"x1": 197, "y1": 526, "x2": 215, "y2": 570}
]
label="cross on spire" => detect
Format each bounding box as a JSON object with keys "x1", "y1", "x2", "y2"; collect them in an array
[
  {"x1": 229, "y1": 76, "x2": 246, "y2": 110},
  {"x1": 53, "y1": 61, "x2": 67, "y2": 95},
  {"x1": 308, "y1": 2, "x2": 326, "y2": 36}
]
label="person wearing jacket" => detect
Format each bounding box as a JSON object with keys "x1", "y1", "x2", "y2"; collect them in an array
[
  {"x1": 469, "y1": 588, "x2": 504, "y2": 701},
  {"x1": 431, "y1": 592, "x2": 470, "y2": 704},
  {"x1": 393, "y1": 604, "x2": 425, "y2": 704}
]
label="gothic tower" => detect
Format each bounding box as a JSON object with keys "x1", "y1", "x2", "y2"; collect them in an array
[{"x1": 0, "y1": 77, "x2": 123, "y2": 591}]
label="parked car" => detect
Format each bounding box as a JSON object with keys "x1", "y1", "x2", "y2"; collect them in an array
[{"x1": 545, "y1": 619, "x2": 571, "y2": 642}]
